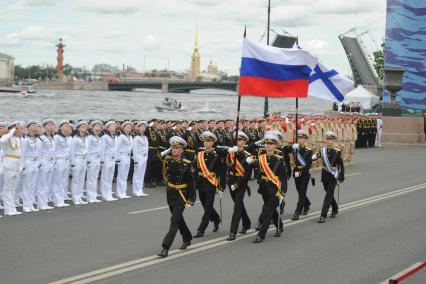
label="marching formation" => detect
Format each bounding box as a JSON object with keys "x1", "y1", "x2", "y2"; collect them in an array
[{"x1": 0, "y1": 113, "x2": 381, "y2": 255}]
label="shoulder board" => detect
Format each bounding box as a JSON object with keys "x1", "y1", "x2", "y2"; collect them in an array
[
  {"x1": 274, "y1": 154, "x2": 284, "y2": 159},
  {"x1": 306, "y1": 147, "x2": 312, "y2": 151},
  {"x1": 333, "y1": 148, "x2": 340, "y2": 152},
  {"x1": 183, "y1": 159, "x2": 191, "y2": 164},
  {"x1": 243, "y1": 150, "x2": 252, "y2": 156}
]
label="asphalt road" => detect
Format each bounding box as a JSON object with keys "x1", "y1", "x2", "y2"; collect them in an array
[{"x1": 1, "y1": 145, "x2": 425, "y2": 284}]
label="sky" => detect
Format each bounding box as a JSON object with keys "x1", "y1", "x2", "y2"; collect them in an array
[{"x1": 0, "y1": 0, "x2": 387, "y2": 75}]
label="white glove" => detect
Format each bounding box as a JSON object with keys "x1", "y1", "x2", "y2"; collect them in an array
[
  {"x1": 246, "y1": 156, "x2": 254, "y2": 164},
  {"x1": 227, "y1": 146, "x2": 238, "y2": 153},
  {"x1": 160, "y1": 148, "x2": 171, "y2": 157},
  {"x1": 312, "y1": 154, "x2": 317, "y2": 160},
  {"x1": 279, "y1": 196, "x2": 284, "y2": 204},
  {"x1": 254, "y1": 139, "x2": 264, "y2": 146},
  {"x1": 187, "y1": 127, "x2": 192, "y2": 131},
  {"x1": 292, "y1": 143, "x2": 299, "y2": 150},
  {"x1": 219, "y1": 191, "x2": 223, "y2": 199},
  {"x1": 230, "y1": 184, "x2": 237, "y2": 191},
  {"x1": 184, "y1": 203, "x2": 191, "y2": 208},
  {"x1": 294, "y1": 172, "x2": 300, "y2": 178},
  {"x1": 148, "y1": 122, "x2": 154, "y2": 127}
]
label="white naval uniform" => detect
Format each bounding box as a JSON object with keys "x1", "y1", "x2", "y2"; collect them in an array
[
  {"x1": 132, "y1": 134, "x2": 149, "y2": 196},
  {"x1": 0, "y1": 128, "x2": 22, "y2": 215},
  {"x1": 376, "y1": 118, "x2": 383, "y2": 146},
  {"x1": 115, "y1": 133, "x2": 133, "y2": 199},
  {"x1": 70, "y1": 134, "x2": 88, "y2": 204},
  {"x1": 0, "y1": 142, "x2": 4, "y2": 207},
  {"x1": 37, "y1": 134, "x2": 55, "y2": 209},
  {"x1": 53, "y1": 133, "x2": 71, "y2": 206},
  {"x1": 86, "y1": 133, "x2": 101, "y2": 203},
  {"x1": 100, "y1": 133, "x2": 117, "y2": 201},
  {"x1": 21, "y1": 135, "x2": 40, "y2": 212}
]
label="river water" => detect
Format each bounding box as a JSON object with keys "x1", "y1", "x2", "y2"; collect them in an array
[{"x1": 0, "y1": 89, "x2": 332, "y2": 122}]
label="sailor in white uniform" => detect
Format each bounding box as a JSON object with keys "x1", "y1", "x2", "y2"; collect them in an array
[
  {"x1": 100, "y1": 121, "x2": 118, "y2": 201},
  {"x1": 70, "y1": 121, "x2": 88, "y2": 205},
  {"x1": 0, "y1": 121, "x2": 8, "y2": 212},
  {"x1": 1, "y1": 122, "x2": 24, "y2": 216},
  {"x1": 86, "y1": 120, "x2": 102, "y2": 203},
  {"x1": 21, "y1": 120, "x2": 41, "y2": 213},
  {"x1": 132, "y1": 121, "x2": 149, "y2": 197},
  {"x1": 52, "y1": 120, "x2": 72, "y2": 207},
  {"x1": 115, "y1": 121, "x2": 133, "y2": 199},
  {"x1": 37, "y1": 119, "x2": 56, "y2": 210}
]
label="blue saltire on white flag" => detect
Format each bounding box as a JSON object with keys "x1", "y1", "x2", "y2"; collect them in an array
[{"x1": 308, "y1": 61, "x2": 355, "y2": 102}]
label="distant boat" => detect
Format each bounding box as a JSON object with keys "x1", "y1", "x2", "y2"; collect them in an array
[{"x1": 155, "y1": 97, "x2": 183, "y2": 112}]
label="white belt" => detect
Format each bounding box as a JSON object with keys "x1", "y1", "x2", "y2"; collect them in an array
[
  {"x1": 40, "y1": 156, "x2": 54, "y2": 161},
  {"x1": 119, "y1": 152, "x2": 131, "y2": 156},
  {"x1": 56, "y1": 157, "x2": 69, "y2": 160},
  {"x1": 24, "y1": 157, "x2": 38, "y2": 161},
  {"x1": 75, "y1": 155, "x2": 87, "y2": 159}
]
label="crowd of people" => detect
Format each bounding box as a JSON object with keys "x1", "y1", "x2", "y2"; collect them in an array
[{"x1": 0, "y1": 113, "x2": 382, "y2": 238}]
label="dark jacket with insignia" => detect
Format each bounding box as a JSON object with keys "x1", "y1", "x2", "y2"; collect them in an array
[{"x1": 163, "y1": 156, "x2": 195, "y2": 205}]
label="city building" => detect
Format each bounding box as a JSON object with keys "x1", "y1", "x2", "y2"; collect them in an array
[{"x1": 0, "y1": 53, "x2": 15, "y2": 87}]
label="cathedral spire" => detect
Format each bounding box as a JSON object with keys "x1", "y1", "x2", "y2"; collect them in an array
[
  {"x1": 189, "y1": 16, "x2": 201, "y2": 80},
  {"x1": 194, "y1": 15, "x2": 199, "y2": 51}
]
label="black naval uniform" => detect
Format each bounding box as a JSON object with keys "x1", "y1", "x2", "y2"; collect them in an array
[
  {"x1": 146, "y1": 126, "x2": 160, "y2": 187},
  {"x1": 315, "y1": 147, "x2": 345, "y2": 220},
  {"x1": 226, "y1": 150, "x2": 252, "y2": 238},
  {"x1": 181, "y1": 130, "x2": 197, "y2": 161},
  {"x1": 160, "y1": 156, "x2": 195, "y2": 253},
  {"x1": 251, "y1": 152, "x2": 287, "y2": 241},
  {"x1": 193, "y1": 149, "x2": 226, "y2": 236},
  {"x1": 292, "y1": 145, "x2": 313, "y2": 217},
  {"x1": 224, "y1": 129, "x2": 234, "y2": 147}
]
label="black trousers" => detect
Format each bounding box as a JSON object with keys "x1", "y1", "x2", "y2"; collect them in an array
[
  {"x1": 320, "y1": 177, "x2": 338, "y2": 217},
  {"x1": 229, "y1": 186, "x2": 251, "y2": 234},
  {"x1": 146, "y1": 149, "x2": 158, "y2": 183},
  {"x1": 294, "y1": 174, "x2": 311, "y2": 215},
  {"x1": 258, "y1": 185, "x2": 282, "y2": 239},
  {"x1": 257, "y1": 188, "x2": 281, "y2": 229},
  {"x1": 197, "y1": 189, "x2": 220, "y2": 233},
  {"x1": 161, "y1": 203, "x2": 192, "y2": 249}
]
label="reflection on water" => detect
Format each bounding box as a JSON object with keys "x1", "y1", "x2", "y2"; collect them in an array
[{"x1": 0, "y1": 89, "x2": 332, "y2": 121}]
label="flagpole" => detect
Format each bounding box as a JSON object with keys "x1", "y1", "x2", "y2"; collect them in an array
[
  {"x1": 294, "y1": 35, "x2": 299, "y2": 143},
  {"x1": 234, "y1": 26, "x2": 246, "y2": 148},
  {"x1": 263, "y1": 0, "x2": 271, "y2": 118}
]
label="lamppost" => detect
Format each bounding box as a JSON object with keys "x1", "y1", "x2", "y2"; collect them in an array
[{"x1": 383, "y1": 67, "x2": 405, "y2": 116}]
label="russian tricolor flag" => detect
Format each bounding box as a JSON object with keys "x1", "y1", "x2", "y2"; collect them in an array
[{"x1": 239, "y1": 38, "x2": 318, "y2": 98}]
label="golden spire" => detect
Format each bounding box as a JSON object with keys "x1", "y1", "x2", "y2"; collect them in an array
[{"x1": 194, "y1": 15, "x2": 199, "y2": 52}]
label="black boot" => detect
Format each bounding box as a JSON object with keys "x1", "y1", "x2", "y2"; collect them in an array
[
  {"x1": 226, "y1": 233, "x2": 236, "y2": 241},
  {"x1": 179, "y1": 241, "x2": 191, "y2": 250},
  {"x1": 156, "y1": 180, "x2": 166, "y2": 187},
  {"x1": 291, "y1": 213, "x2": 300, "y2": 221},
  {"x1": 274, "y1": 229, "x2": 282, "y2": 237},
  {"x1": 252, "y1": 235, "x2": 264, "y2": 243},
  {"x1": 145, "y1": 181, "x2": 155, "y2": 188},
  {"x1": 317, "y1": 216, "x2": 326, "y2": 223},
  {"x1": 157, "y1": 248, "x2": 168, "y2": 258},
  {"x1": 302, "y1": 207, "x2": 310, "y2": 215},
  {"x1": 239, "y1": 227, "x2": 250, "y2": 234},
  {"x1": 213, "y1": 218, "x2": 221, "y2": 232},
  {"x1": 330, "y1": 212, "x2": 337, "y2": 218},
  {"x1": 193, "y1": 231, "x2": 204, "y2": 238}
]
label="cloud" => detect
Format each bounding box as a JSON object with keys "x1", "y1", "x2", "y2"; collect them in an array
[{"x1": 74, "y1": 0, "x2": 142, "y2": 14}]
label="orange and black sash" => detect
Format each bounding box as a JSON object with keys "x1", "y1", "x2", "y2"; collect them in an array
[
  {"x1": 198, "y1": 151, "x2": 219, "y2": 187},
  {"x1": 259, "y1": 154, "x2": 283, "y2": 198},
  {"x1": 227, "y1": 152, "x2": 245, "y2": 177}
]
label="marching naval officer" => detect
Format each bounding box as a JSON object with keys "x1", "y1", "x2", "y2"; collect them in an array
[
  {"x1": 158, "y1": 136, "x2": 195, "y2": 258},
  {"x1": 248, "y1": 133, "x2": 287, "y2": 243},
  {"x1": 312, "y1": 131, "x2": 345, "y2": 223},
  {"x1": 132, "y1": 121, "x2": 149, "y2": 197},
  {"x1": 86, "y1": 120, "x2": 102, "y2": 203},
  {"x1": 290, "y1": 129, "x2": 313, "y2": 220},
  {"x1": 226, "y1": 131, "x2": 253, "y2": 241},
  {"x1": 0, "y1": 122, "x2": 24, "y2": 216},
  {"x1": 37, "y1": 119, "x2": 56, "y2": 210},
  {"x1": 70, "y1": 121, "x2": 89, "y2": 205},
  {"x1": 100, "y1": 121, "x2": 118, "y2": 201},
  {"x1": 21, "y1": 120, "x2": 41, "y2": 213},
  {"x1": 53, "y1": 120, "x2": 72, "y2": 207},
  {"x1": 0, "y1": 121, "x2": 8, "y2": 212},
  {"x1": 115, "y1": 121, "x2": 133, "y2": 199},
  {"x1": 192, "y1": 131, "x2": 226, "y2": 238}
]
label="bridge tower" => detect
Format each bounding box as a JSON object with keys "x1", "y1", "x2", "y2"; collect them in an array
[{"x1": 188, "y1": 17, "x2": 201, "y2": 81}]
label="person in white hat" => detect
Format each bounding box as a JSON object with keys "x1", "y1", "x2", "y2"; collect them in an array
[
  {"x1": 0, "y1": 122, "x2": 25, "y2": 215},
  {"x1": 37, "y1": 119, "x2": 56, "y2": 210},
  {"x1": 157, "y1": 136, "x2": 194, "y2": 258},
  {"x1": 248, "y1": 133, "x2": 286, "y2": 243},
  {"x1": 52, "y1": 120, "x2": 72, "y2": 207},
  {"x1": 21, "y1": 120, "x2": 41, "y2": 213},
  {"x1": 115, "y1": 121, "x2": 133, "y2": 199},
  {"x1": 132, "y1": 121, "x2": 149, "y2": 197},
  {"x1": 0, "y1": 121, "x2": 8, "y2": 212},
  {"x1": 85, "y1": 120, "x2": 103, "y2": 203},
  {"x1": 70, "y1": 121, "x2": 89, "y2": 205},
  {"x1": 100, "y1": 121, "x2": 118, "y2": 201},
  {"x1": 312, "y1": 131, "x2": 345, "y2": 223},
  {"x1": 192, "y1": 131, "x2": 225, "y2": 239}
]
